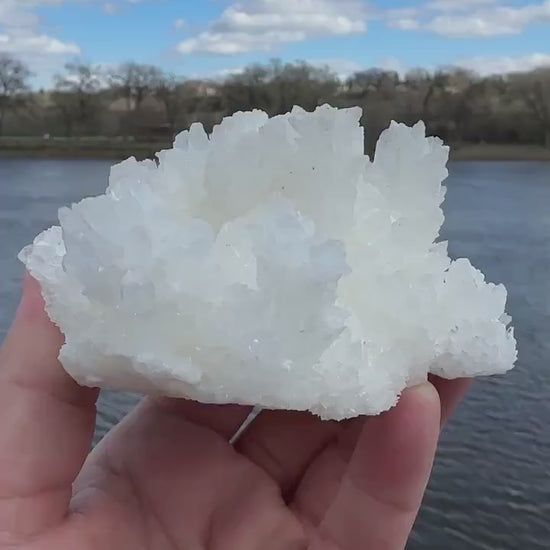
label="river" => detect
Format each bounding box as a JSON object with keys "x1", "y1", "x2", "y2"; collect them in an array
[{"x1": 0, "y1": 158, "x2": 548, "y2": 549}]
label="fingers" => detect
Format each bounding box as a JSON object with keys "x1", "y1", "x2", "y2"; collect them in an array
[
  {"x1": 429, "y1": 375, "x2": 472, "y2": 427},
  {"x1": 234, "y1": 409, "x2": 342, "y2": 497},
  {"x1": 232, "y1": 374, "x2": 471, "y2": 501},
  {"x1": 0, "y1": 274, "x2": 98, "y2": 543},
  {"x1": 293, "y1": 383, "x2": 441, "y2": 550}
]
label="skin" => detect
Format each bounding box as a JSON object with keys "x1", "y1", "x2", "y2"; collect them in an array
[{"x1": 0, "y1": 274, "x2": 472, "y2": 549}]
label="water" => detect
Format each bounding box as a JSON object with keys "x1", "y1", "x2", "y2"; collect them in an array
[{"x1": 0, "y1": 159, "x2": 548, "y2": 548}]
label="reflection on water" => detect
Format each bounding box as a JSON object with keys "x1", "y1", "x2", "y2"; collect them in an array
[{"x1": 1, "y1": 159, "x2": 549, "y2": 549}]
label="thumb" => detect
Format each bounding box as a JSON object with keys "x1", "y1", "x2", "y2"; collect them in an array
[{"x1": 0, "y1": 273, "x2": 98, "y2": 544}]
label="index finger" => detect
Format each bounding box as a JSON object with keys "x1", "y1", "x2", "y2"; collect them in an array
[{"x1": 428, "y1": 374, "x2": 473, "y2": 427}]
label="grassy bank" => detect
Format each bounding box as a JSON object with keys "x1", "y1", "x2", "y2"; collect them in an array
[
  {"x1": 1, "y1": 136, "x2": 550, "y2": 162},
  {"x1": 0, "y1": 137, "x2": 168, "y2": 161},
  {"x1": 450, "y1": 143, "x2": 550, "y2": 161}
]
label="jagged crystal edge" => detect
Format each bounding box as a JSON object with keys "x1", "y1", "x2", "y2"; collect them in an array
[{"x1": 18, "y1": 105, "x2": 517, "y2": 420}]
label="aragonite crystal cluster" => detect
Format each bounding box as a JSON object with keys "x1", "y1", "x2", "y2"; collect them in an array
[{"x1": 19, "y1": 105, "x2": 517, "y2": 419}]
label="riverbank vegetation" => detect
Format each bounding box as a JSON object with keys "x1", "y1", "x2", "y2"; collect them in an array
[{"x1": 1, "y1": 54, "x2": 549, "y2": 159}]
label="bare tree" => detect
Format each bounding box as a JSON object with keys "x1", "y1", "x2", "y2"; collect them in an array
[
  {"x1": 154, "y1": 73, "x2": 198, "y2": 133},
  {"x1": 268, "y1": 60, "x2": 339, "y2": 114},
  {"x1": 401, "y1": 68, "x2": 433, "y2": 122},
  {"x1": 109, "y1": 62, "x2": 163, "y2": 136},
  {"x1": 52, "y1": 63, "x2": 100, "y2": 136},
  {"x1": 110, "y1": 62, "x2": 163, "y2": 112},
  {"x1": 0, "y1": 54, "x2": 31, "y2": 136},
  {"x1": 3, "y1": 55, "x2": 550, "y2": 150},
  {"x1": 346, "y1": 69, "x2": 399, "y2": 100},
  {"x1": 511, "y1": 68, "x2": 550, "y2": 148},
  {"x1": 419, "y1": 68, "x2": 478, "y2": 140},
  {"x1": 220, "y1": 59, "x2": 339, "y2": 116},
  {"x1": 220, "y1": 63, "x2": 273, "y2": 114},
  {"x1": 50, "y1": 91, "x2": 78, "y2": 137}
]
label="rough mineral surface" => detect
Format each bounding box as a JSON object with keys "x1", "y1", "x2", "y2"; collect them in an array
[{"x1": 19, "y1": 105, "x2": 517, "y2": 420}]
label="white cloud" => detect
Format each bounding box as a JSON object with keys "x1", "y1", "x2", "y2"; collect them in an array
[
  {"x1": 103, "y1": 2, "x2": 118, "y2": 15},
  {"x1": 426, "y1": 14, "x2": 520, "y2": 36},
  {"x1": 0, "y1": 1, "x2": 98, "y2": 26},
  {"x1": 0, "y1": 1, "x2": 96, "y2": 87},
  {"x1": 390, "y1": 17, "x2": 421, "y2": 30},
  {"x1": 177, "y1": 0, "x2": 368, "y2": 55},
  {"x1": 457, "y1": 53, "x2": 550, "y2": 75},
  {"x1": 0, "y1": 26, "x2": 79, "y2": 57},
  {"x1": 386, "y1": 7, "x2": 420, "y2": 19},
  {"x1": 0, "y1": 0, "x2": 150, "y2": 88},
  {"x1": 174, "y1": 17, "x2": 187, "y2": 30},
  {"x1": 386, "y1": 7, "x2": 422, "y2": 30},
  {"x1": 0, "y1": 1, "x2": 39, "y2": 27},
  {"x1": 0, "y1": 29, "x2": 80, "y2": 88},
  {"x1": 179, "y1": 31, "x2": 309, "y2": 55},
  {"x1": 0, "y1": 1, "x2": 81, "y2": 60},
  {"x1": 387, "y1": 0, "x2": 550, "y2": 38},
  {"x1": 427, "y1": 0, "x2": 499, "y2": 12}
]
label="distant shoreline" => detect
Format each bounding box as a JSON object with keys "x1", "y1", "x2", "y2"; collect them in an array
[
  {"x1": 1, "y1": 138, "x2": 550, "y2": 162},
  {"x1": 450, "y1": 144, "x2": 550, "y2": 162},
  {"x1": 0, "y1": 138, "x2": 163, "y2": 161}
]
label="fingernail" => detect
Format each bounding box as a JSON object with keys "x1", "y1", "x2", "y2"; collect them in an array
[{"x1": 407, "y1": 381, "x2": 439, "y2": 403}]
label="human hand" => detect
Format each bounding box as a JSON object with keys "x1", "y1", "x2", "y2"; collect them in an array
[{"x1": 0, "y1": 274, "x2": 471, "y2": 549}]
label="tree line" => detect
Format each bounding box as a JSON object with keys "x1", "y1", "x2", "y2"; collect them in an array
[{"x1": 1, "y1": 54, "x2": 549, "y2": 151}]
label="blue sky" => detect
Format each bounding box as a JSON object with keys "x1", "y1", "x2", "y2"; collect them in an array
[{"x1": 0, "y1": 0, "x2": 549, "y2": 87}]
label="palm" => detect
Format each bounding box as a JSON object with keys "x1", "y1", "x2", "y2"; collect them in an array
[
  {"x1": 0, "y1": 276, "x2": 470, "y2": 549},
  {"x1": 75, "y1": 403, "x2": 336, "y2": 549},
  {"x1": 61, "y1": 394, "x2": 435, "y2": 550}
]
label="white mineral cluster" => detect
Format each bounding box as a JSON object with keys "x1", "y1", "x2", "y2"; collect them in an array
[{"x1": 19, "y1": 105, "x2": 517, "y2": 419}]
